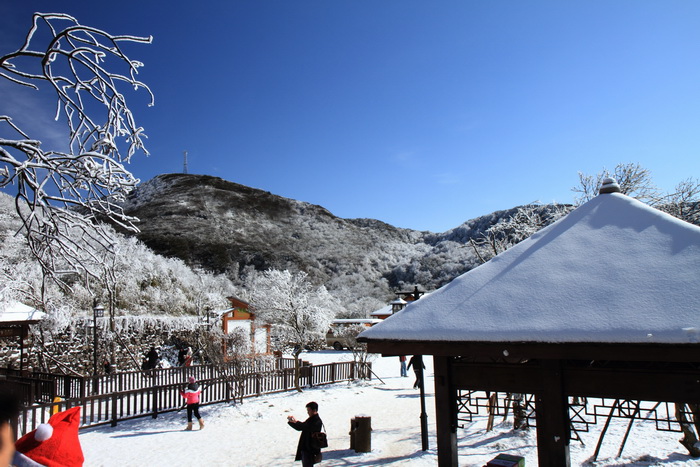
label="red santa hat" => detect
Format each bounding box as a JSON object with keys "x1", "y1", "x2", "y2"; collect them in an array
[{"x1": 15, "y1": 406, "x2": 84, "y2": 467}]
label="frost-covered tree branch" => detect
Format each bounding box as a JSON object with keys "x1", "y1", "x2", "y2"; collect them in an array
[
  {"x1": 573, "y1": 164, "x2": 700, "y2": 226},
  {"x1": 470, "y1": 203, "x2": 571, "y2": 263},
  {"x1": 334, "y1": 323, "x2": 374, "y2": 379},
  {"x1": 658, "y1": 177, "x2": 700, "y2": 225},
  {"x1": 0, "y1": 12, "x2": 153, "y2": 280},
  {"x1": 244, "y1": 269, "x2": 336, "y2": 391},
  {"x1": 572, "y1": 163, "x2": 660, "y2": 206}
]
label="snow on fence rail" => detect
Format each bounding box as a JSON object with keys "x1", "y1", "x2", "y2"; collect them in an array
[{"x1": 13, "y1": 360, "x2": 368, "y2": 436}]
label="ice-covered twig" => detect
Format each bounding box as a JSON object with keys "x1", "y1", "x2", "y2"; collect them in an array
[{"x1": 0, "y1": 12, "x2": 152, "y2": 281}]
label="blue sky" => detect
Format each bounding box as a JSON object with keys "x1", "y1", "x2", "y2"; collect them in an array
[{"x1": 1, "y1": 1, "x2": 699, "y2": 232}]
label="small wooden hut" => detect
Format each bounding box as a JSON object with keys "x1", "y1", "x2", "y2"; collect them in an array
[
  {"x1": 221, "y1": 296, "x2": 271, "y2": 356},
  {"x1": 360, "y1": 180, "x2": 700, "y2": 466}
]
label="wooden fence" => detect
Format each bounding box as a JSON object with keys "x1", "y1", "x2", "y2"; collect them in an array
[
  {"x1": 12, "y1": 359, "x2": 369, "y2": 436},
  {"x1": 1, "y1": 357, "x2": 298, "y2": 402}
]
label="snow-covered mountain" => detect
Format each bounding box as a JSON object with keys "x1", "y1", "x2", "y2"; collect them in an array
[{"x1": 119, "y1": 174, "x2": 566, "y2": 306}]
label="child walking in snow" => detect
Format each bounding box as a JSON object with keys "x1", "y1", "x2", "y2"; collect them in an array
[{"x1": 180, "y1": 376, "x2": 205, "y2": 431}]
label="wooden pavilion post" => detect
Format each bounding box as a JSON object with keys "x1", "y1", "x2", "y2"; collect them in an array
[
  {"x1": 19, "y1": 330, "x2": 26, "y2": 371},
  {"x1": 433, "y1": 356, "x2": 458, "y2": 466},
  {"x1": 416, "y1": 355, "x2": 429, "y2": 451},
  {"x1": 535, "y1": 359, "x2": 570, "y2": 466}
]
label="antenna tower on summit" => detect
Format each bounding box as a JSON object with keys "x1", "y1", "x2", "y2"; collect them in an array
[{"x1": 183, "y1": 151, "x2": 188, "y2": 174}]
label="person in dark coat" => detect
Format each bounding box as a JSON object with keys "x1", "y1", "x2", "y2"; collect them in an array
[
  {"x1": 177, "y1": 347, "x2": 187, "y2": 367},
  {"x1": 145, "y1": 346, "x2": 159, "y2": 373},
  {"x1": 407, "y1": 355, "x2": 425, "y2": 389},
  {"x1": 287, "y1": 401, "x2": 323, "y2": 466}
]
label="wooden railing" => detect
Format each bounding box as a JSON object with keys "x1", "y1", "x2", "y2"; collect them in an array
[
  {"x1": 14, "y1": 360, "x2": 369, "y2": 436},
  {"x1": 1, "y1": 357, "x2": 298, "y2": 402}
]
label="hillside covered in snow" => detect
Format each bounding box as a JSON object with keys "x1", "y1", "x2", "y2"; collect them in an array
[{"x1": 117, "y1": 173, "x2": 571, "y2": 307}]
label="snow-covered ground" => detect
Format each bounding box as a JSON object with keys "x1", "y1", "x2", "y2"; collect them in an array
[{"x1": 80, "y1": 352, "x2": 699, "y2": 466}]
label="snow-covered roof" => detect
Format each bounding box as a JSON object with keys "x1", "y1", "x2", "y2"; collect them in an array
[
  {"x1": 215, "y1": 308, "x2": 236, "y2": 317},
  {"x1": 331, "y1": 318, "x2": 382, "y2": 325},
  {"x1": 370, "y1": 304, "x2": 392, "y2": 317},
  {"x1": 0, "y1": 302, "x2": 45, "y2": 323},
  {"x1": 360, "y1": 192, "x2": 700, "y2": 345}
]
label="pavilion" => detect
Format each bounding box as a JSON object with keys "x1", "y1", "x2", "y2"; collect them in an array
[
  {"x1": 359, "y1": 179, "x2": 700, "y2": 466},
  {"x1": 0, "y1": 301, "x2": 45, "y2": 370}
]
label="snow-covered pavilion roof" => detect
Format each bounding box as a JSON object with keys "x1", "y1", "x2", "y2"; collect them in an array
[
  {"x1": 370, "y1": 304, "x2": 392, "y2": 317},
  {"x1": 0, "y1": 301, "x2": 45, "y2": 323},
  {"x1": 361, "y1": 191, "x2": 700, "y2": 345}
]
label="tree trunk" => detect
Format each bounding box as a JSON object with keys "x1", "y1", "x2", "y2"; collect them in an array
[
  {"x1": 486, "y1": 393, "x2": 497, "y2": 431},
  {"x1": 676, "y1": 403, "x2": 700, "y2": 457},
  {"x1": 513, "y1": 393, "x2": 527, "y2": 430},
  {"x1": 293, "y1": 349, "x2": 303, "y2": 392},
  {"x1": 690, "y1": 404, "x2": 700, "y2": 438}
]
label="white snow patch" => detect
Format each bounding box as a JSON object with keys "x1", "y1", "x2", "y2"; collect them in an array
[{"x1": 79, "y1": 352, "x2": 698, "y2": 466}]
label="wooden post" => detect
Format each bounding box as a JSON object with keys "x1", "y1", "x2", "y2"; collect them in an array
[
  {"x1": 151, "y1": 373, "x2": 159, "y2": 419},
  {"x1": 433, "y1": 356, "x2": 458, "y2": 467},
  {"x1": 416, "y1": 355, "x2": 429, "y2": 451},
  {"x1": 19, "y1": 333, "x2": 25, "y2": 371},
  {"x1": 111, "y1": 395, "x2": 118, "y2": 427},
  {"x1": 617, "y1": 402, "x2": 640, "y2": 457},
  {"x1": 535, "y1": 360, "x2": 570, "y2": 467},
  {"x1": 592, "y1": 400, "x2": 618, "y2": 461},
  {"x1": 486, "y1": 392, "x2": 497, "y2": 431}
]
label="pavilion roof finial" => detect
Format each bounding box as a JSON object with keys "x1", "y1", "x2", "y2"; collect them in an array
[{"x1": 599, "y1": 177, "x2": 621, "y2": 194}]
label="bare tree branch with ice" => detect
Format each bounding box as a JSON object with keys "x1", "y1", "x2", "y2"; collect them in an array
[{"x1": 0, "y1": 12, "x2": 153, "y2": 281}]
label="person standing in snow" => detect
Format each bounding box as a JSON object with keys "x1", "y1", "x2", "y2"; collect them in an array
[
  {"x1": 145, "y1": 346, "x2": 159, "y2": 372},
  {"x1": 179, "y1": 376, "x2": 204, "y2": 431},
  {"x1": 287, "y1": 401, "x2": 323, "y2": 466},
  {"x1": 183, "y1": 347, "x2": 193, "y2": 367},
  {"x1": 399, "y1": 355, "x2": 408, "y2": 377},
  {"x1": 407, "y1": 355, "x2": 425, "y2": 389},
  {"x1": 177, "y1": 347, "x2": 187, "y2": 367}
]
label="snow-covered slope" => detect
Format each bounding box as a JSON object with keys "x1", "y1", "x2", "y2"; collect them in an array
[{"x1": 119, "y1": 174, "x2": 564, "y2": 304}]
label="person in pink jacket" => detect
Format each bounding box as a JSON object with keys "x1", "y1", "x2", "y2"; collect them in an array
[{"x1": 180, "y1": 376, "x2": 204, "y2": 431}]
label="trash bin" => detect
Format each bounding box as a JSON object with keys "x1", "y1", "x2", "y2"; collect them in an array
[
  {"x1": 486, "y1": 454, "x2": 525, "y2": 467},
  {"x1": 350, "y1": 416, "x2": 371, "y2": 452}
]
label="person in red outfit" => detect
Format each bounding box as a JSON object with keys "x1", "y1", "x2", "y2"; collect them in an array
[{"x1": 179, "y1": 376, "x2": 204, "y2": 431}]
